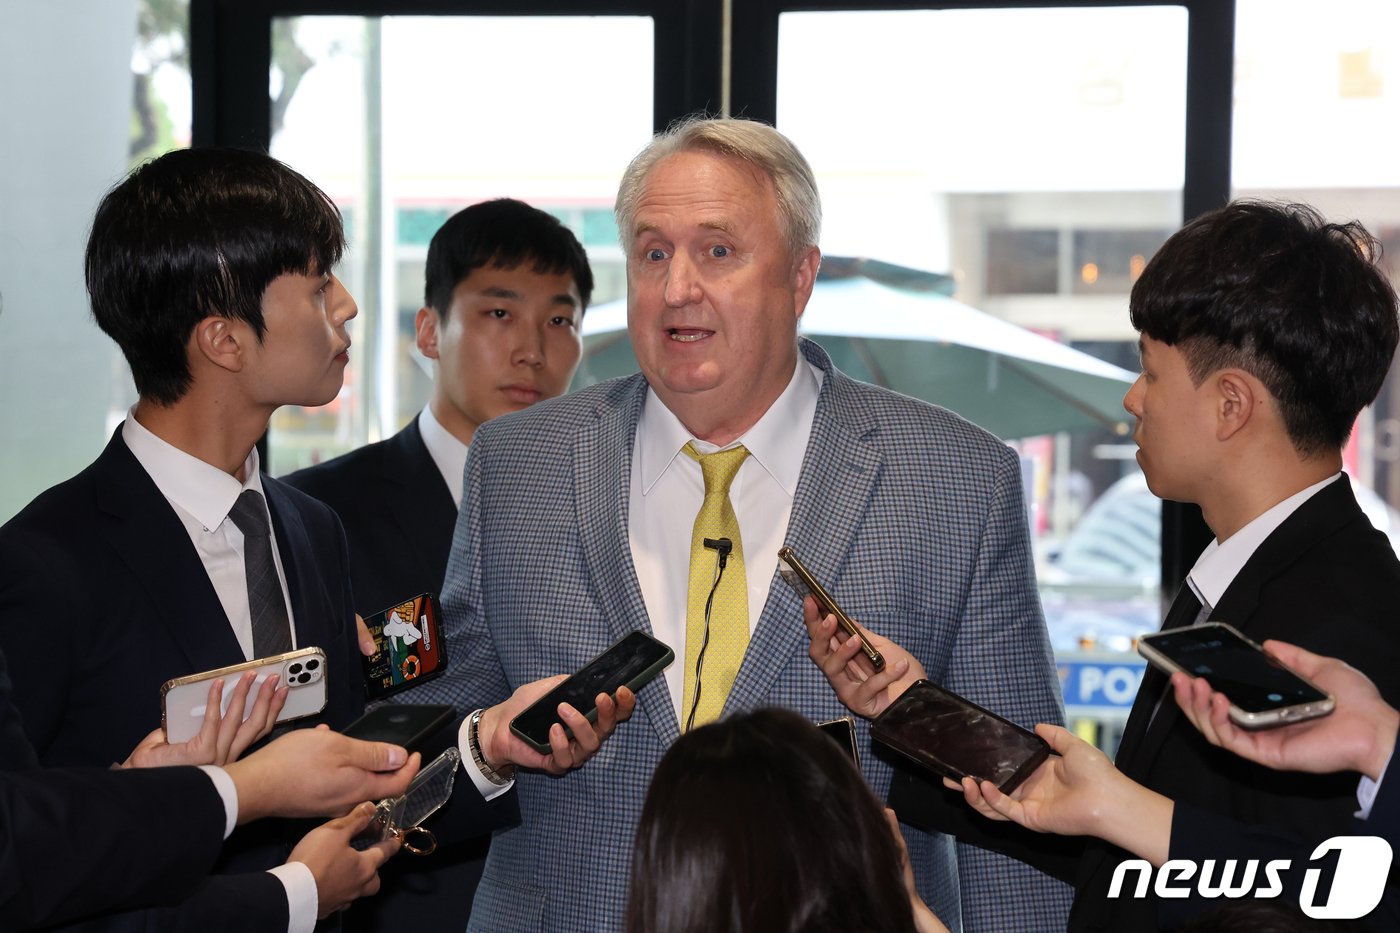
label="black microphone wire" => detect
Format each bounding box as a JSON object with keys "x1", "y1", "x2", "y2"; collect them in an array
[{"x1": 685, "y1": 538, "x2": 731, "y2": 733}]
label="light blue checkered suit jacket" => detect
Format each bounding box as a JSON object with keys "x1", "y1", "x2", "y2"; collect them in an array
[{"x1": 425, "y1": 338, "x2": 1071, "y2": 932}]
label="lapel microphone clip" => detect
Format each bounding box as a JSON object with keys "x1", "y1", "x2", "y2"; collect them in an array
[{"x1": 703, "y1": 536, "x2": 733, "y2": 569}]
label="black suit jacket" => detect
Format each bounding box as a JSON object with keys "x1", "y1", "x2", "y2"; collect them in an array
[
  {"x1": 0, "y1": 429, "x2": 364, "y2": 768},
  {"x1": 285, "y1": 418, "x2": 498, "y2": 931},
  {"x1": 1070, "y1": 478, "x2": 1400, "y2": 931},
  {"x1": 0, "y1": 763, "x2": 239, "y2": 931},
  {"x1": 283, "y1": 417, "x2": 456, "y2": 617}
]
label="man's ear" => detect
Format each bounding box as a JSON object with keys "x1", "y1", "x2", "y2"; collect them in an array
[
  {"x1": 790, "y1": 246, "x2": 822, "y2": 320},
  {"x1": 415, "y1": 306, "x2": 440, "y2": 360},
  {"x1": 192, "y1": 316, "x2": 246, "y2": 374},
  {"x1": 1216, "y1": 370, "x2": 1258, "y2": 441}
]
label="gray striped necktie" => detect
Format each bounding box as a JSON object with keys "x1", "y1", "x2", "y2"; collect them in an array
[{"x1": 228, "y1": 489, "x2": 292, "y2": 657}]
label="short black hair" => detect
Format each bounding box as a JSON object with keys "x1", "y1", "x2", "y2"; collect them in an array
[
  {"x1": 1130, "y1": 200, "x2": 1399, "y2": 456},
  {"x1": 85, "y1": 147, "x2": 345, "y2": 406},
  {"x1": 625, "y1": 708, "x2": 917, "y2": 933},
  {"x1": 423, "y1": 198, "x2": 593, "y2": 316}
]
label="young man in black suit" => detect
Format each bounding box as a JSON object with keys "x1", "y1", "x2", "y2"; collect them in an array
[
  {"x1": 0, "y1": 151, "x2": 618, "y2": 930},
  {"x1": 0, "y1": 147, "x2": 372, "y2": 930},
  {"x1": 284, "y1": 197, "x2": 592, "y2": 928},
  {"x1": 808, "y1": 201, "x2": 1400, "y2": 931},
  {"x1": 285, "y1": 198, "x2": 591, "y2": 615}
]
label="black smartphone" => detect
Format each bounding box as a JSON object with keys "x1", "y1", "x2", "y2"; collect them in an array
[
  {"x1": 362, "y1": 593, "x2": 448, "y2": 700},
  {"x1": 870, "y1": 679, "x2": 1049, "y2": 793},
  {"x1": 776, "y1": 545, "x2": 885, "y2": 671},
  {"x1": 1137, "y1": 622, "x2": 1334, "y2": 729},
  {"x1": 817, "y1": 716, "x2": 861, "y2": 768},
  {"x1": 343, "y1": 704, "x2": 456, "y2": 753},
  {"x1": 509, "y1": 631, "x2": 674, "y2": 754}
]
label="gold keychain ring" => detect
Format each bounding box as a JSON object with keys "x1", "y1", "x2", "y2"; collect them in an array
[{"x1": 398, "y1": 825, "x2": 437, "y2": 857}]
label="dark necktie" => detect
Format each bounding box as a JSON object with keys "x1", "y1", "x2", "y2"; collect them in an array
[
  {"x1": 228, "y1": 489, "x2": 292, "y2": 657},
  {"x1": 1117, "y1": 581, "x2": 1208, "y2": 770}
]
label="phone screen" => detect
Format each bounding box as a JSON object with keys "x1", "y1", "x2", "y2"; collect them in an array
[
  {"x1": 510, "y1": 632, "x2": 674, "y2": 751},
  {"x1": 1139, "y1": 624, "x2": 1329, "y2": 715},
  {"x1": 871, "y1": 680, "x2": 1048, "y2": 791}
]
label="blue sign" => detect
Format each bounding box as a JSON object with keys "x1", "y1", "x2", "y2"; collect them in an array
[{"x1": 1058, "y1": 658, "x2": 1147, "y2": 709}]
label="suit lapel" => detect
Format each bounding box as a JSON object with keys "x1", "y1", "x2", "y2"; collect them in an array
[
  {"x1": 1114, "y1": 583, "x2": 1201, "y2": 771},
  {"x1": 94, "y1": 431, "x2": 243, "y2": 673},
  {"x1": 574, "y1": 378, "x2": 680, "y2": 743},
  {"x1": 725, "y1": 343, "x2": 884, "y2": 716}
]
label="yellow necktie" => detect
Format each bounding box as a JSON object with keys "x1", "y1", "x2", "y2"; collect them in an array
[{"x1": 682, "y1": 442, "x2": 750, "y2": 729}]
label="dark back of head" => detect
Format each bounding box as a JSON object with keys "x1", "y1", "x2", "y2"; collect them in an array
[
  {"x1": 85, "y1": 147, "x2": 345, "y2": 406},
  {"x1": 1129, "y1": 200, "x2": 1399, "y2": 456},
  {"x1": 422, "y1": 198, "x2": 593, "y2": 316},
  {"x1": 626, "y1": 708, "x2": 916, "y2": 933}
]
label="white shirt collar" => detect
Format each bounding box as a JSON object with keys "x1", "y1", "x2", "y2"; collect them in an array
[
  {"x1": 1188, "y1": 473, "x2": 1342, "y2": 608},
  {"x1": 121, "y1": 408, "x2": 264, "y2": 532},
  {"x1": 417, "y1": 405, "x2": 469, "y2": 508},
  {"x1": 635, "y1": 355, "x2": 823, "y2": 496}
]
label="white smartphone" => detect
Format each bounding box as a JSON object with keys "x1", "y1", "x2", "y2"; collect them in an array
[
  {"x1": 160, "y1": 646, "x2": 328, "y2": 743},
  {"x1": 1137, "y1": 622, "x2": 1334, "y2": 729}
]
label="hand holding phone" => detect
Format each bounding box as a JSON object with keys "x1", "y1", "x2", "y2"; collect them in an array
[
  {"x1": 127, "y1": 670, "x2": 286, "y2": 768},
  {"x1": 509, "y1": 631, "x2": 673, "y2": 754},
  {"x1": 1171, "y1": 638, "x2": 1394, "y2": 779},
  {"x1": 161, "y1": 647, "x2": 328, "y2": 744},
  {"x1": 777, "y1": 546, "x2": 884, "y2": 671},
  {"x1": 1138, "y1": 622, "x2": 1334, "y2": 729}
]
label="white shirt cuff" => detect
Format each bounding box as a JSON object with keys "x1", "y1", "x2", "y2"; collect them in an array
[
  {"x1": 198, "y1": 765, "x2": 238, "y2": 839},
  {"x1": 459, "y1": 714, "x2": 515, "y2": 800},
  {"x1": 269, "y1": 861, "x2": 318, "y2": 933},
  {"x1": 1357, "y1": 750, "x2": 1392, "y2": 819}
]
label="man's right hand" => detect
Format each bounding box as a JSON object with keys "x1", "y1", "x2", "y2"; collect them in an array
[
  {"x1": 476, "y1": 677, "x2": 636, "y2": 776},
  {"x1": 288, "y1": 803, "x2": 400, "y2": 919},
  {"x1": 1172, "y1": 639, "x2": 1400, "y2": 782},
  {"x1": 803, "y1": 596, "x2": 925, "y2": 719},
  {"x1": 223, "y1": 725, "x2": 420, "y2": 823},
  {"x1": 952, "y1": 723, "x2": 1174, "y2": 866}
]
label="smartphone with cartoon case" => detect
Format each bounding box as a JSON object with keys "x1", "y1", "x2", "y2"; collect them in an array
[{"x1": 362, "y1": 593, "x2": 448, "y2": 700}]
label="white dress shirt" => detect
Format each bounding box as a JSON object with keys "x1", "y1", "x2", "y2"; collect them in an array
[
  {"x1": 418, "y1": 406, "x2": 469, "y2": 509},
  {"x1": 1185, "y1": 473, "x2": 1340, "y2": 609},
  {"x1": 630, "y1": 357, "x2": 823, "y2": 721},
  {"x1": 122, "y1": 412, "x2": 298, "y2": 659},
  {"x1": 121, "y1": 412, "x2": 314, "y2": 933}
]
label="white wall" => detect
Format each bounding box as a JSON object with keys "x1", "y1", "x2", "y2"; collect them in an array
[{"x1": 0, "y1": 0, "x2": 138, "y2": 522}]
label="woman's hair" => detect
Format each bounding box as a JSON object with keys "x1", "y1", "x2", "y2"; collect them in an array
[{"x1": 626, "y1": 708, "x2": 917, "y2": 933}]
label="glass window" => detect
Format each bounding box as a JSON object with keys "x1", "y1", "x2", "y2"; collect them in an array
[
  {"x1": 776, "y1": 6, "x2": 1190, "y2": 744},
  {"x1": 986, "y1": 229, "x2": 1059, "y2": 295},
  {"x1": 266, "y1": 15, "x2": 652, "y2": 473},
  {"x1": 0, "y1": 0, "x2": 191, "y2": 524},
  {"x1": 1233, "y1": 0, "x2": 1400, "y2": 532},
  {"x1": 1071, "y1": 229, "x2": 1170, "y2": 295}
]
